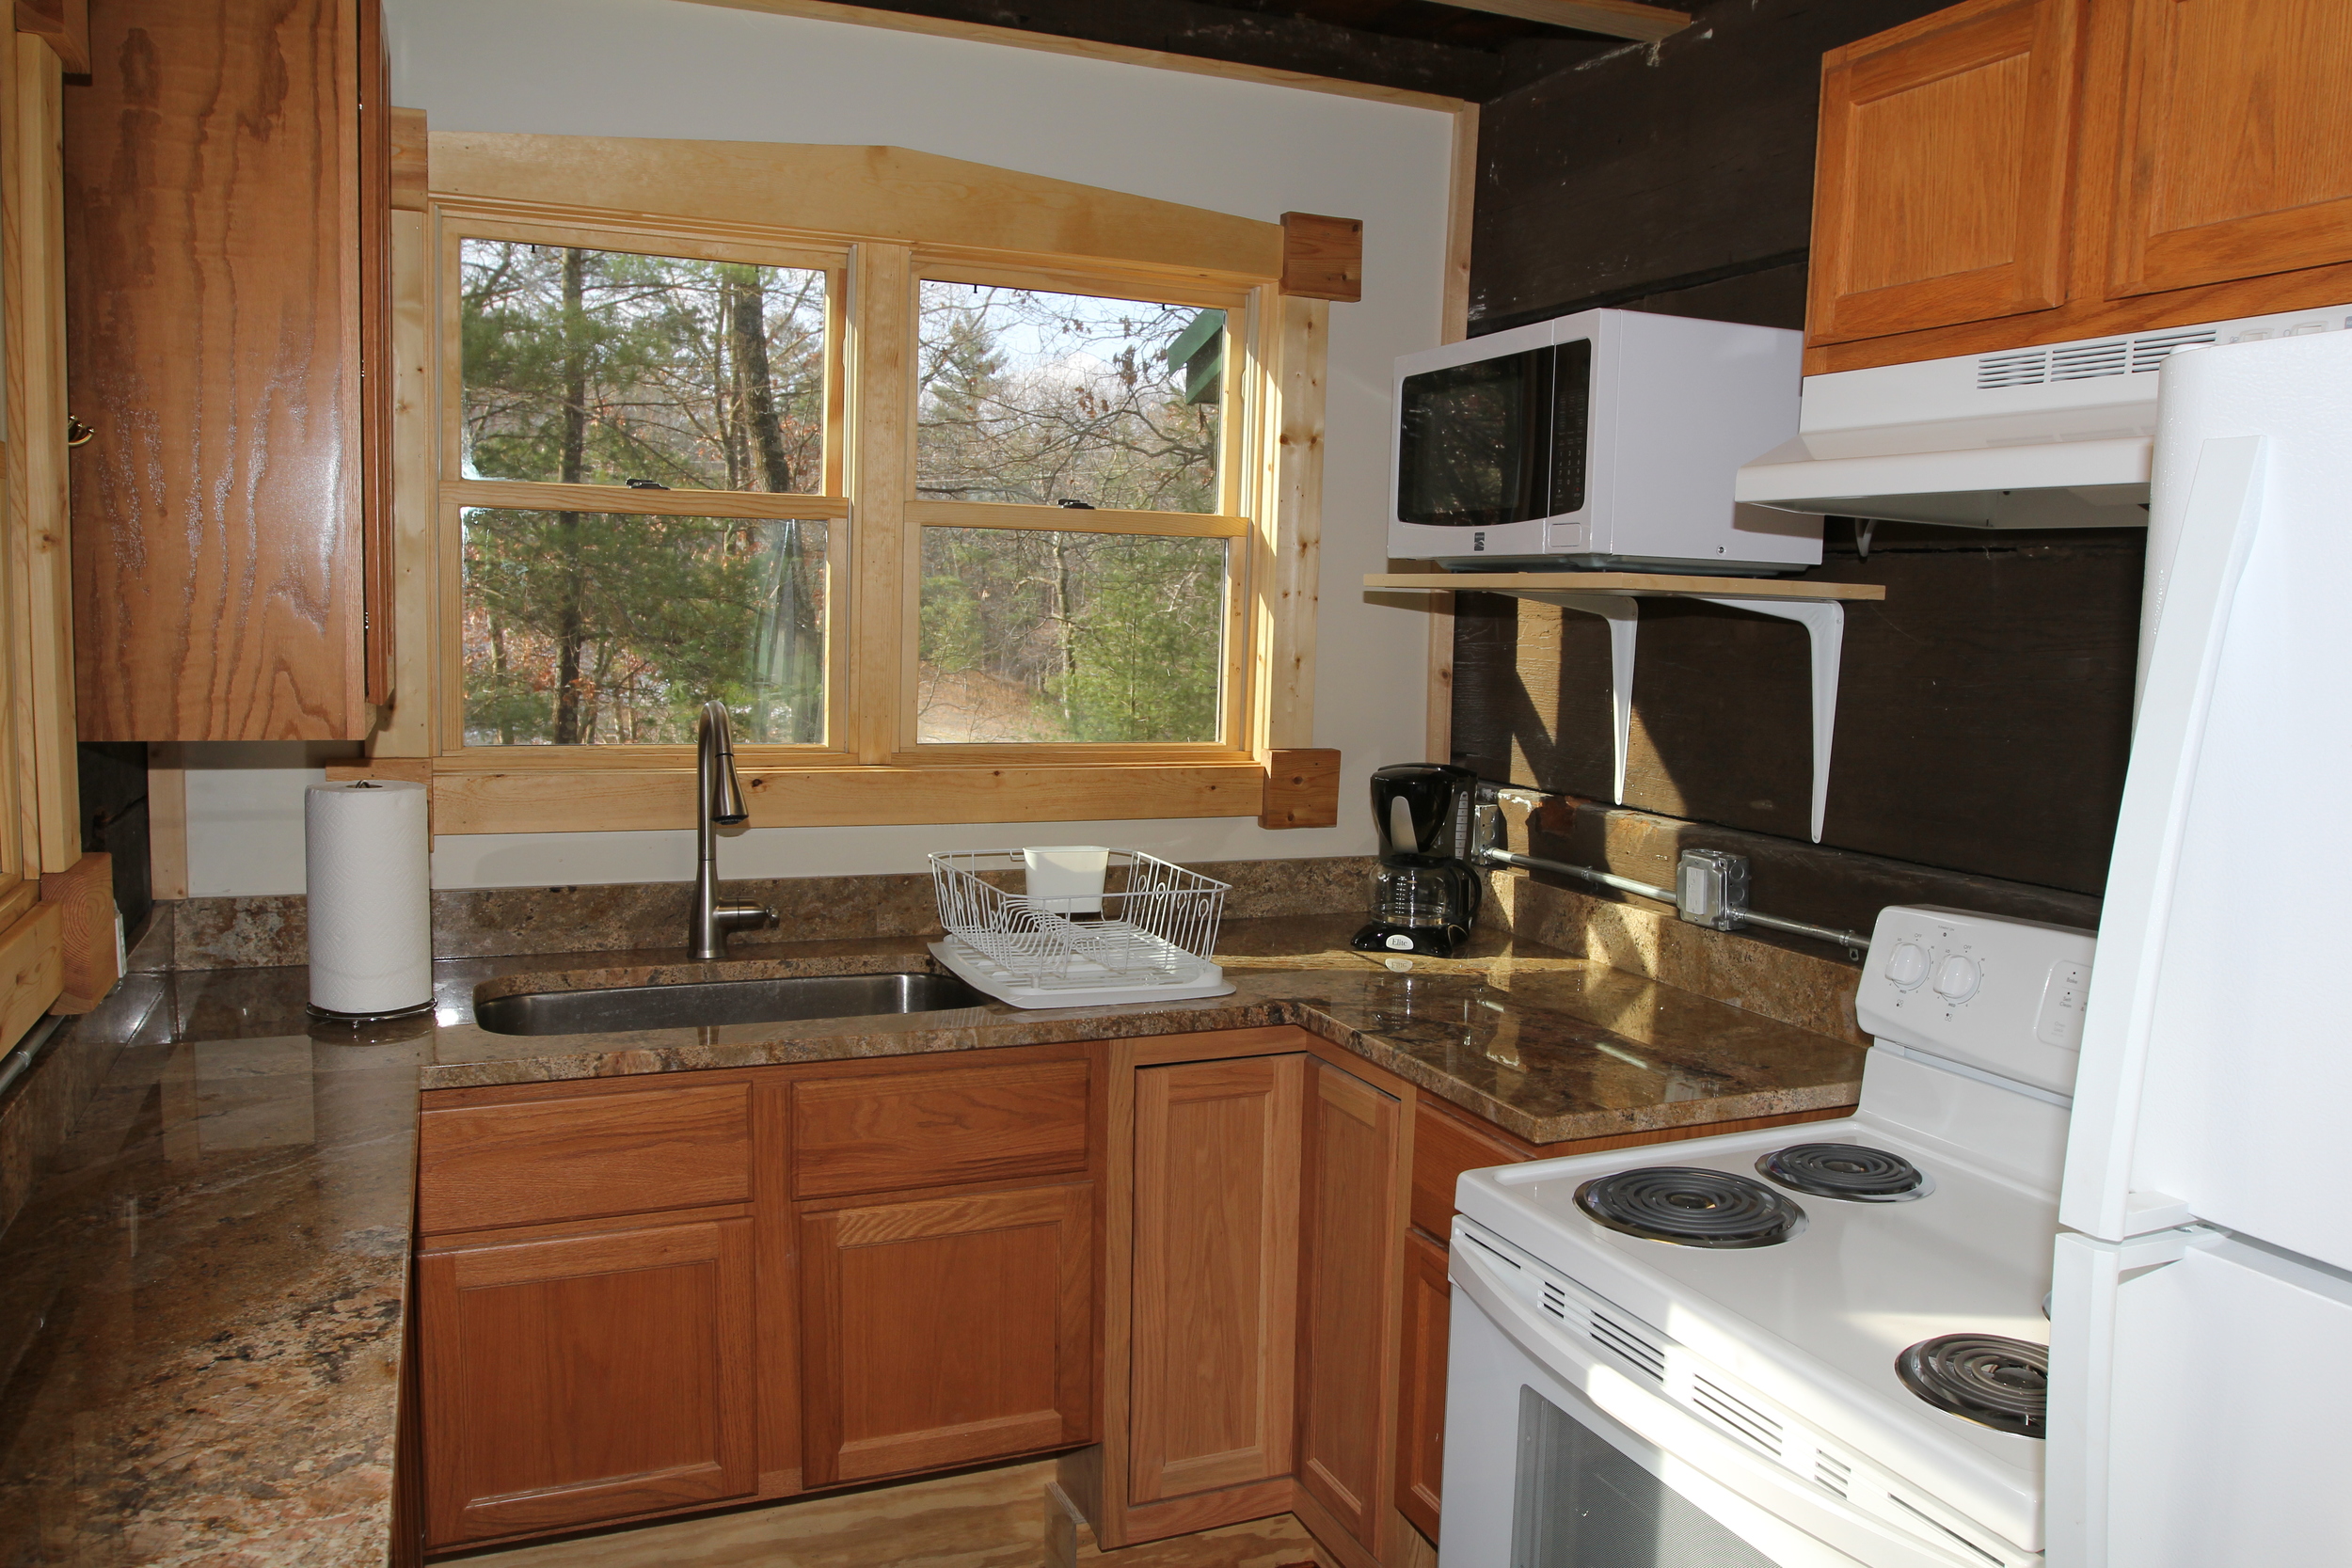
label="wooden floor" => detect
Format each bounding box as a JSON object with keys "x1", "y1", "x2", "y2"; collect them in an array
[{"x1": 460, "y1": 1462, "x2": 1337, "y2": 1568}]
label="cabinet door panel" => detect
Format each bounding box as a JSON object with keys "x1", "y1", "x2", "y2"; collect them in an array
[
  {"x1": 801, "y1": 1182, "x2": 1094, "y2": 1485},
  {"x1": 63, "y1": 0, "x2": 372, "y2": 740},
  {"x1": 1129, "y1": 1055, "x2": 1303, "y2": 1505},
  {"x1": 1808, "y1": 0, "x2": 2082, "y2": 342},
  {"x1": 1394, "y1": 1229, "x2": 1450, "y2": 1542},
  {"x1": 2107, "y1": 0, "x2": 2352, "y2": 296},
  {"x1": 1296, "y1": 1061, "x2": 1404, "y2": 1551},
  {"x1": 418, "y1": 1220, "x2": 755, "y2": 1547}
]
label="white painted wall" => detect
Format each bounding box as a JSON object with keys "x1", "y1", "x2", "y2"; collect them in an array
[{"x1": 183, "y1": 0, "x2": 1454, "y2": 895}]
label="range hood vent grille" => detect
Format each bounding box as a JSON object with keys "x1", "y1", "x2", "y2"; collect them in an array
[
  {"x1": 1974, "y1": 326, "x2": 2221, "y2": 391},
  {"x1": 1975, "y1": 349, "x2": 2047, "y2": 388},
  {"x1": 2051, "y1": 340, "x2": 2128, "y2": 380},
  {"x1": 2130, "y1": 327, "x2": 2217, "y2": 372}
]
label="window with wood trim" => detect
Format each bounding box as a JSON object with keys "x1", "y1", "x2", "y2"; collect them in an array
[{"x1": 405, "y1": 138, "x2": 1322, "y2": 833}]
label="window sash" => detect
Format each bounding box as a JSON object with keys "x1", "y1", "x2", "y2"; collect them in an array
[{"x1": 433, "y1": 205, "x2": 1273, "y2": 769}]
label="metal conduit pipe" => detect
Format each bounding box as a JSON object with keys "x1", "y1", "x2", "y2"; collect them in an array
[
  {"x1": 1475, "y1": 845, "x2": 1868, "y2": 958},
  {"x1": 0, "y1": 1014, "x2": 69, "y2": 1100},
  {"x1": 1478, "y1": 847, "x2": 1677, "y2": 908}
]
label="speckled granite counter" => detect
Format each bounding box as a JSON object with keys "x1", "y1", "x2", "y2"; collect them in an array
[{"x1": 0, "y1": 917, "x2": 1864, "y2": 1565}]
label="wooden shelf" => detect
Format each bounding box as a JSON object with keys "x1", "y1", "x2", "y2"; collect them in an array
[
  {"x1": 1366, "y1": 570, "x2": 1881, "y2": 843},
  {"x1": 1363, "y1": 572, "x2": 1885, "y2": 601}
]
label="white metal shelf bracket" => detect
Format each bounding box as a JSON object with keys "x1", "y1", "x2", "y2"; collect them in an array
[
  {"x1": 1698, "y1": 596, "x2": 1844, "y2": 843},
  {"x1": 1514, "y1": 593, "x2": 1636, "y2": 804},
  {"x1": 1369, "y1": 573, "x2": 1874, "y2": 845}
]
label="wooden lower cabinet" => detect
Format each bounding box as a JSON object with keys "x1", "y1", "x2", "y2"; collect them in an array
[
  {"x1": 415, "y1": 1219, "x2": 756, "y2": 1546},
  {"x1": 1393, "y1": 1228, "x2": 1451, "y2": 1543},
  {"x1": 1296, "y1": 1060, "x2": 1406, "y2": 1553},
  {"x1": 799, "y1": 1181, "x2": 1095, "y2": 1486},
  {"x1": 1128, "y1": 1055, "x2": 1304, "y2": 1505}
]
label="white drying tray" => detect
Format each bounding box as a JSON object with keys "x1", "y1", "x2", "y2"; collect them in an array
[{"x1": 930, "y1": 939, "x2": 1235, "y2": 1010}]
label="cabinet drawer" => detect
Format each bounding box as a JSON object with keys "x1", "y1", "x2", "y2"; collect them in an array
[
  {"x1": 793, "y1": 1058, "x2": 1091, "y2": 1199},
  {"x1": 1411, "y1": 1100, "x2": 1530, "y2": 1239},
  {"x1": 418, "y1": 1083, "x2": 751, "y2": 1234}
]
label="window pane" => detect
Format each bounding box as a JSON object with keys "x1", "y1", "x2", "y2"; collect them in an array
[
  {"x1": 462, "y1": 510, "x2": 826, "y2": 746},
  {"x1": 918, "y1": 529, "x2": 1225, "y2": 744},
  {"x1": 461, "y1": 241, "x2": 827, "y2": 493},
  {"x1": 916, "y1": 281, "x2": 1224, "y2": 514}
]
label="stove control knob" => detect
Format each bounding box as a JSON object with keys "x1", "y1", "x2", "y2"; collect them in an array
[
  {"x1": 1933, "y1": 954, "x2": 1982, "y2": 1004},
  {"x1": 1885, "y1": 942, "x2": 1930, "y2": 990}
]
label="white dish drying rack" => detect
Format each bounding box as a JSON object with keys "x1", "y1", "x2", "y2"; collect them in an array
[{"x1": 928, "y1": 848, "x2": 1234, "y2": 1009}]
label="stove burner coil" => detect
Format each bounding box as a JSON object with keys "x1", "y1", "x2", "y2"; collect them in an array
[
  {"x1": 1896, "y1": 1335, "x2": 2048, "y2": 1437},
  {"x1": 1574, "y1": 1166, "x2": 1805, "y2": 1248},
  {"x1": 1757, "y1": 1143, "x2": 1931, "y2": 1202}
]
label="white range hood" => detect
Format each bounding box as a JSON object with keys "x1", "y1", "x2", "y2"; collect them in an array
[{"x1": 1737, "y1": 303, "x2": 2352, "y2": 529}]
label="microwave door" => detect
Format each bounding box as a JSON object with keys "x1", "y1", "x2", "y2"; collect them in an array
[{"x1": 1397, "y1": 344, "x2": 1555, "y2": 528}]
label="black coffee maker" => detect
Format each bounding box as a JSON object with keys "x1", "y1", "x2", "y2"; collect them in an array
[{"x1": 1351, "y1": 763, "x2": 1484, "y2": 958}]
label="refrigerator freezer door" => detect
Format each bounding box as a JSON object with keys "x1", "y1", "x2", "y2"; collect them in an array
[
  {"x1": 2048, "y1": 1227, "x2": 2352, "y2": 1567},
  {"x1": 2064, "y1": 331, "x2": 2352, "y2": 1267}
]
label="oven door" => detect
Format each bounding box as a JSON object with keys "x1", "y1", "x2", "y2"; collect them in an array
[{"x1": 1439, "y1": 1228, "x2": 1990, "y2": 1568}]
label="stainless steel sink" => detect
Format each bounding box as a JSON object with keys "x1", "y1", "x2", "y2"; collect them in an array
[{"x1": 471, "y1": 972, "x2": 989, "y2": 1037}]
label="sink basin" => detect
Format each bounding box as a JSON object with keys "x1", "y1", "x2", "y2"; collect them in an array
[{"x1": 472, "y1": 972, "x2": 989, "y2": 1037}]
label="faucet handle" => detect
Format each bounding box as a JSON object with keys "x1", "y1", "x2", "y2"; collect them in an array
[{"x1": 714, "y1": 902, "x2": 776, "y2": 936}]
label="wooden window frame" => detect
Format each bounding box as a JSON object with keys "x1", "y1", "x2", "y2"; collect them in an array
[
  {"x1": 436, "y1": 209, "x2": 858, "y2": 766},
  {"x1": 393, "y1": 138, "x2": 1321, "y2": 834}
]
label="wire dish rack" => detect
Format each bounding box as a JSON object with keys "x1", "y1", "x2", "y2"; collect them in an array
[{"x1": 928, "y1": 848, "x2": 1235, "y2": 1008}]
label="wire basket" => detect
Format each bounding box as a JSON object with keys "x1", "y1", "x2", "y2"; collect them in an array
[{"x1": 929, "y1": 848, "x2": 1229, "y2": 995}]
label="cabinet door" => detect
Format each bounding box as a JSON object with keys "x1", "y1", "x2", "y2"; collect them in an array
[
  {"x1": 63, "y1": 0, "x2": 376, "y2": 740},
  {"x1": 1296, "y1": 1060, "x2": 1405, "y2": 1551},
  {"x1": 2105, "y1": 0, "x2": 2352, "y2": 297},
  {"x1": 1807, "y1": 0, "x2": 2083, "y2": 343},
  {"x1": 801, "y1": 1182, "x2": 1093, "y2": 1485},
  {"x1": 1129, "y1": 1055, "x2": 1304, "y2": 1505},
  {"x1": 417, "y1": 1219, "x2": 756, "y2": 1547},
  {"x1": 1394, "y1": 1229, "x2": 1451, "y2": 1543}
]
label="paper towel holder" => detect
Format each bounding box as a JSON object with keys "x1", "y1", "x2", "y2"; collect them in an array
[{"x1": 306, "y1": 778, "x2": 437, "y2": 1026}]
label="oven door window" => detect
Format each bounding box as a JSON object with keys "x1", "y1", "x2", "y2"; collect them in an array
[
  {"x1": 1513, "y1": 1386, "x2": 1777, "y2": 1568},
  {"x1": 1397, "y1": 345, "x2": 1554, "y2": 528}
]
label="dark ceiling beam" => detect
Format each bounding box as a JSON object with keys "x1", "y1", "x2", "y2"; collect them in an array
[
  {"x1": 813, "y1": 0, "x2": 1508, "y2": 102},
  {"x1": 1430, "y1": 0, "x2": 1690, "y2": 42}
]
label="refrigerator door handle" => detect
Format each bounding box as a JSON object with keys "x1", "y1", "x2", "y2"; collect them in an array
[
  {"x1": 2060, "y1": 435, "x2": 2267, "y2": 1241},
  {"x1": 2046, "y1": 1227, "x2": 2203, "y2": 1568}
]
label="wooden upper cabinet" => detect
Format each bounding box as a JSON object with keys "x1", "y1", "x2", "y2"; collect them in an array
[
  {"x1": 63, "y1": 0, "x2": 390, "y2": 740},
  {"x1": 2105, "y1": 0, "x2": 2352, "y2": 297},
  {"x1": 1808, "y1": 0, "x2": 2085, "y2": 344}
]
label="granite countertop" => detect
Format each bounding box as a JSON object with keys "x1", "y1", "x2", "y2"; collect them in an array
[{"x1": 0, "y1": 915, "x2": 1865, "y2": 1565}]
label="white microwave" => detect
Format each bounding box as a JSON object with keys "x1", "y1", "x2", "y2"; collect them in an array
[{"x1": 1390, "y1": 309, "x2": 1821, "y2": 573}]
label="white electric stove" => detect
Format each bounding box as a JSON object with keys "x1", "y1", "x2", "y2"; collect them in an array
[{"x1": 1441, "y1": 906, "x2": 2095, "y2": 1568}]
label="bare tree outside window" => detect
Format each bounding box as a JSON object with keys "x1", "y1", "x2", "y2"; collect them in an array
[
  {"x1": 458, "y1": 242, "x2": 830, "y2": 745},
  {"x1": 914, "y1": 282, "x2": 1231, "y2": 744}
]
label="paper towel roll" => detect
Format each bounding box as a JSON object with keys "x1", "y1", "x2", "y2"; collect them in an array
[{"x1": 307, "y1": 780, "x2": 432, "y2": 1018}]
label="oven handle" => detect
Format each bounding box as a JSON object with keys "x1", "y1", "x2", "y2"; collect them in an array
[{"x1": 1446, "y1": 1234, "x2": 2008, "y2": 1568}]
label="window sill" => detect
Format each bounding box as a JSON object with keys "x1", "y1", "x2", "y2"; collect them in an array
[{"x1": 421, "y1": 760, "x2": 1279, "y2": 834}]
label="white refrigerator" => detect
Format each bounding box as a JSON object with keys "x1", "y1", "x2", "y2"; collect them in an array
[{"x1": 2049, "y1": 329, "x2": 2352, "y2": 1565}]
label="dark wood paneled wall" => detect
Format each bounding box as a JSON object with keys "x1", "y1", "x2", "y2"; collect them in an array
[
  {"x1": 1469, "y1": 0, "x2": 1956, "y2": 334},
  {"x1": 1455, "y1": 0, "x2": 2142, "y2": 910}
]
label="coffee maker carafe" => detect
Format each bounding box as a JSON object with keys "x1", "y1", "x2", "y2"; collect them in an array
[{"x1": 1351, "y1": 763, "x2": 1483, "y2": 958}]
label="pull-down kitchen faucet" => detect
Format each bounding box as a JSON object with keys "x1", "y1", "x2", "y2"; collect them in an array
[{"x1": 691, "y1": 701, "x2": 777, "y2": 959}]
